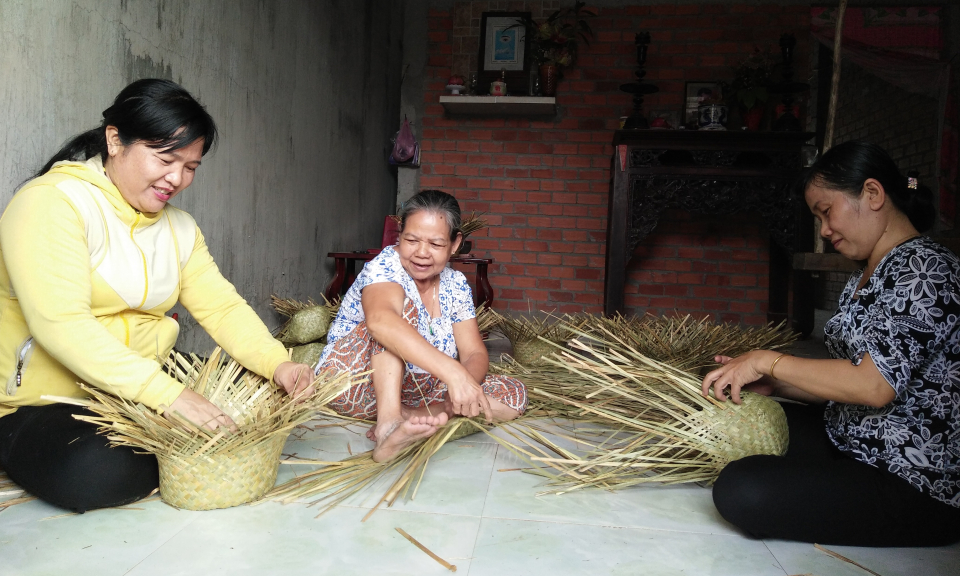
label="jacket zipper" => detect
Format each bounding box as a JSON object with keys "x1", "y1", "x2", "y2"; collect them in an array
[
  {"x1": 130, "y1": 212, "x2": 150, "y2": 308},
  {"x1": 6, "y1": 337, "x2": 34, "y2": 396}
]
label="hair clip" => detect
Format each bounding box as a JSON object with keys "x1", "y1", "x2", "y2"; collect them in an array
[{"x1": 907, "y1": 176, "x2": 918, "y2": 190}]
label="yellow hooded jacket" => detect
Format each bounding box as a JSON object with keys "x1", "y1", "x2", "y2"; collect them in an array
[{"x1": 0, "y1": 156, "x2": 289, "y2": 418}]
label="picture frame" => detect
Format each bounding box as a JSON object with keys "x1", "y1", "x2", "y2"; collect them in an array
[
  {"x1": 683, "y1": 81, "x2": 724, "y2": 127},
  {"x1": 477, "y1": 12, "x2": 530, "y2": 95}
]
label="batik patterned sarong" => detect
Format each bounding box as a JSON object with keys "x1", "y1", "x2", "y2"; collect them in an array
[{"x1": 320, "y1": 300, "x2": 526, "y2": 420}]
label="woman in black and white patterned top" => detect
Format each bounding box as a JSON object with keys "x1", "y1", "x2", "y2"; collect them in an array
[{"x1": 701, "y1": 141, "x2": 960, "y2": 547}]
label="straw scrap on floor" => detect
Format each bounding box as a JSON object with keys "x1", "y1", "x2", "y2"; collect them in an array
[{"x1": 265, "y1": 416, "x2": 487, "y2": 519}]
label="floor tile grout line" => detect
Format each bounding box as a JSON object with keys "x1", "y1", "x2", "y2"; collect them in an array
[
  {"x1": 761, "y1": 539, "x2": 790, "y2": 575},
  {"x1": 332, "y1": 504, "x2": 484, "y2": 519},
  {"x1": 478, "y1": 443, "x2": 500, "y2": 519},
  {"x1": 465, "y1": 443, "x2": 505, "y2": 576},
  {"x1": 121, "y1": 508, "x2": 202, "y2": 576},
  {"x1": 476, "y1": 513, "x2": 750, "y2": 537}
]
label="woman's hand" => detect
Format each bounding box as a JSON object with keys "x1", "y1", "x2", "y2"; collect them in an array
[
  {"x1": 273, "y1": 361, "x2": 315, "y2": 399},
  {"x1": 446, "y1": 369, "x2": 493, "y2": 422},
  {"x1": 701, "y1": 350, "x2": 779, "y2": 404},
  {"x1": 165, "y1": 388, "x2": 237, "y2": 431}
]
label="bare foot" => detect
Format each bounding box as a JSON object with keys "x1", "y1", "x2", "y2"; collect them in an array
[
  {"x1": 371, "y1": 413, "x2": 449, "y2": 463},
  {"x1": 367, "y1": 402, "x2": 453, "y2": 443}
]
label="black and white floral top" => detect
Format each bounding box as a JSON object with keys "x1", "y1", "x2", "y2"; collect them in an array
[{"x1": 824, "y1": 237, "x2": 960, "y2": 508}]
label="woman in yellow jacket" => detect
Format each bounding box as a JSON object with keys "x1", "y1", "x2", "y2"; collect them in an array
[{"x1": 0, "y1": 79, "x2": 312, "y2": 512}]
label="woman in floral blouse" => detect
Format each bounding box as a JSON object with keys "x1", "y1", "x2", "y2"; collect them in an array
[
  {"x1": 317, "y1": 190, "x2": 526, "y2": 462},
  {"x1": 702, "y1": 141, "x2": 960, "y2": 547}
]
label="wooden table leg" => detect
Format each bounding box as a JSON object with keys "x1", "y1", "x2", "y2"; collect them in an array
[
  {"x1": 475, "y1": 262, "x2": 493, "y2": 309},
  {"x1": 325, "y1": 257, "x2": 361, "y2": 301},
  {"x1": 325, "y1": 257, "x2": 347, "y2": 302},
  {"x1": 603, "y1": 146, "x2": 630, "y2": 316},
  {"x1": 345, "y1": 259, "x2": 358, "y2": 292}
]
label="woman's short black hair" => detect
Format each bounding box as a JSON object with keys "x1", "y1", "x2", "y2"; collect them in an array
[
  {"x1": 801, "y1": 140, "x2": 936, "y2": 233},
  {"x1": 33, "y1": 78, "x2": 218, "y2": 178}
]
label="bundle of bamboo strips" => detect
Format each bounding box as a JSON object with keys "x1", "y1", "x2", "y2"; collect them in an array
[
  {"x1": 271, "y1": 294, "x2": 319, "y2": 318},
  {"x1": 0, "y1": 471, "x2": 35, "y2": 511},
  {"x1": 265, "y1": 417, "x2": 487, "y2": 519},
  {"x1": 475, "y1": 303, "x2": 498, "y2": 333},
  {"x1": 44, "y1": 348, "x2": 358, "y2": 510},
  {"x1": 487, "y1": 319, "x2": 790, "y2": 494},
  {"x1": 268, "y1": 312, "x2": 795, "y2": 512},
  {"x1": 459, "y1": 211, "x2": 488, "y2": 237},
  {"x1": 578, "y1": 313, "x2": 796, "y2": 372}
]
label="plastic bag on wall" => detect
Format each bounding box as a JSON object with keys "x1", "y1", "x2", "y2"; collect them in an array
[{"x1": 388, "y1": 117, "x2": 420, "y2": 167}]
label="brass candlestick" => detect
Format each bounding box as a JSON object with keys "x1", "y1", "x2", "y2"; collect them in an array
[
  {"x1": 619, "y1": 32, "x2": 658, "y2": 129},
  {"x1": 770, "y1": 33, "x2": 809, "y2": 132}
]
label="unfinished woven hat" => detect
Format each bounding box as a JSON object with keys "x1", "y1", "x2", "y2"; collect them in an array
[
  {"x1": 488, "y1": 323, "x2": 790, "y2": 493},
  {"x1": 511, "y1": 339, "x2": 558, "y2": 366},
  {"x1": 49, "y1": 348, "x2": 355, "y2": 510},
  {"x1": 489, "y1": 310, "x2": 589, "y2": 366}
]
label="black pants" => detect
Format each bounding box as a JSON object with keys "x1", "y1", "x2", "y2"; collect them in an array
[
  {"x1": 0, "y1": 403, "x2": 158, "y2": 512},
  {"x1": 713, "y1": 402, "x2": 960, "y2": 547}
]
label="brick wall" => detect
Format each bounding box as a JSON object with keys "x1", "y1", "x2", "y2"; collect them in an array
[
  {"x1": 833, "y1": 59, "x2": 939, "y2": 191},
  {"x1": 816, "y1": 59, "x2": 941, "y2": 308},
  {"x1": 422, "y1": 2, "x2": 810, "y2": 323}
]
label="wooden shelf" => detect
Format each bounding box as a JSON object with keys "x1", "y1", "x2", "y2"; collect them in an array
[{"x1": 439, "y1": 95, "x2": 556, "y2": 116}]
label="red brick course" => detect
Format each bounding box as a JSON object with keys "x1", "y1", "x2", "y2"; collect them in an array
[{"x1": 422, "y1": 2, "x2": 810, "y2": 322}]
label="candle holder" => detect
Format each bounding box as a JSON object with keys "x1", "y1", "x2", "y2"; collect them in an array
[
  {"x1": 769, "y1": 33, "x2": 809, "y2": 132},
  {"x1": 620, "y1": 32, "x2": 658, "y2": 129}
]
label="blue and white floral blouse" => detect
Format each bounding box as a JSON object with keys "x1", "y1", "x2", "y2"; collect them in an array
[
  {"x1": 824, "y1": 236, "x2": 960, "y2": 508},
  {"x1": 318, "y1": 245, "x2": 476, "y2": 374}
]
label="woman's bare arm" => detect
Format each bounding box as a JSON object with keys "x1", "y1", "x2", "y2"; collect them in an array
[
  {"x1": 702, "y1": 350, "x2": 895, "y2": 407},
  {"x1": 361, "y1": 283, "x2": 491, "y2": 420},
  {"x1": 452, "y1": 318, "x2": 488, "y2": 383}
]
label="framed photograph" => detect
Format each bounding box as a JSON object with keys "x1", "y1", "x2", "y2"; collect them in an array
[
  {"x1": 684, "y1": 81, "x2": 723, "y2": 127},
  {"x1": 477, "y1": 12, "x2": 530, "y2": 94}
]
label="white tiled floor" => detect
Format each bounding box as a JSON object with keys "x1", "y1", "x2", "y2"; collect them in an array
[
  {"x1": 4, "y1": 417, "x2": 959, "y2": 576},
  {"x1": 2, "y1": 319, "x2": 959, "y2": 575}
]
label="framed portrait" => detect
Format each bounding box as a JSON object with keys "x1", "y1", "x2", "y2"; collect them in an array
[
  {"x1": 683, "y1": 81, "x2": 723, "y2": 127},
  {"x1": 477, "y1": 12, "x2": 530, "y2": 94}
]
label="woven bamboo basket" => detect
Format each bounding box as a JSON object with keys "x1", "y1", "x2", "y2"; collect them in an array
[
  {"x1": 158, "y1": 433, "x2": 287, "y2": 510},
  {"x1": 512, "y1": 338, "x2": 561, "y2": 366},
  {"x1": 687, "y1": 392, "x2": 788, "y2": 463},
  {"x1": 46, "y1": 348, "x2": 357, "y2": 511}
]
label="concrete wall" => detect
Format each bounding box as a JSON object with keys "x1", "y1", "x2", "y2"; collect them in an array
[{"x1": 0, "y1": 0, "x2": 404, "y2": 352}]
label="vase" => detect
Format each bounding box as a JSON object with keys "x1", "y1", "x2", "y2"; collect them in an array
[
  {"x1": 697, "y1": 104, "x2": 727, "y2": 131},
  {"x1": 741, "y1": 105, "x2": 763, "y2": 131},
  {"x1": 539, "y1": 64, "x2": 558, "y2": 97}
]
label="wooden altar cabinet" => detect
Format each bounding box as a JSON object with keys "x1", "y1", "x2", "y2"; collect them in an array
[{"x1": 603, "y1": 130, "x2": 815, "y2": 334}]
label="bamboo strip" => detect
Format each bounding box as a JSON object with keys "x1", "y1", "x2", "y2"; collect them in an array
[{"x1": 396, "y1": 527, "x2": 457, "y2": 572}]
